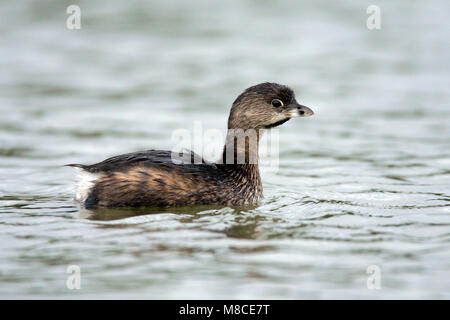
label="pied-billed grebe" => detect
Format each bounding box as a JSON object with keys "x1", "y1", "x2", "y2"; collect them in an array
[{"x1": 67, "y1": 82, "x2": 313, "y2": 209}]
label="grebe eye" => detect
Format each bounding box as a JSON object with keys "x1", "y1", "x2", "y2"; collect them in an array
[{"x1": 271, "y1": 99, "x2": 283, "y2": 108}]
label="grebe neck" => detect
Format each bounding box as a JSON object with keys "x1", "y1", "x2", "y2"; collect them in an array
[{"x1": 218, "y1": 128, "x2": 263, "y2": 189}]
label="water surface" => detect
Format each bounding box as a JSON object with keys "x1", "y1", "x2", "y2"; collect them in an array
[{"x1": 0, "y1": 0, "x2": 449, "y2": 299}]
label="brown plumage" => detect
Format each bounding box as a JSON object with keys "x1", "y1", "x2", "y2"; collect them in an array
[{"x1": 67, "y1": 82, "x2": 314, "y2": 209}]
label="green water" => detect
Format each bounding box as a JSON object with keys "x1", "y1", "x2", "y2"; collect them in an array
[{"x1": 0, "y1": 0, "x2": 449, "y2": 298}]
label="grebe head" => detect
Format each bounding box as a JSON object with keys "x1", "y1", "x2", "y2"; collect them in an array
[{"x1": 227, "y1": 82, "x2": 314, "y2": 130}]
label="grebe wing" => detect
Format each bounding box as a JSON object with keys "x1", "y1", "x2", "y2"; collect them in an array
[{"x1": 65, "y1": 149, "x2": 210, "y2": 173}]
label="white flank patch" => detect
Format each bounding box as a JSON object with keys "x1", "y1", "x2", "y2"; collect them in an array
[{"x1": 75, "y1": 169, "x2": 102, "y2": 203}]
